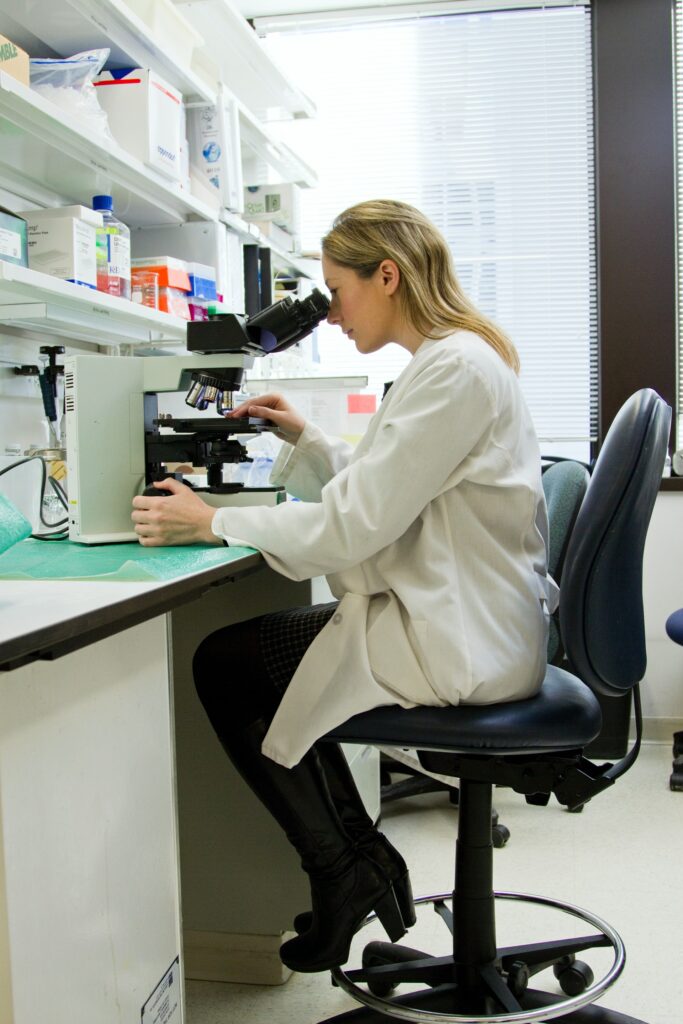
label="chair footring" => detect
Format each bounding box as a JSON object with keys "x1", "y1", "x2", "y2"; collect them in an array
[{"x1": 325, "y1": 891, "x2": 628, "y2": 1024}]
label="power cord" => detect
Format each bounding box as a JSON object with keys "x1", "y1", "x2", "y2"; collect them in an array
[{"x1": 0, "y1": 455, "x2": 69, "y2": 541}]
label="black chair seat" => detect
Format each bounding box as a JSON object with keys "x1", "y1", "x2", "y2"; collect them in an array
[{"x1": 326, "y1": 665, "x2": 602, "y2": 757}]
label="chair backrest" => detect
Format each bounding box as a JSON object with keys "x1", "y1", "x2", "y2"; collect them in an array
[
  {"x1": 559, "y1": 389, "x2": 671, "y2": 697},
  {"x1": 542, "y1": 461, "x2": 590, "y2": 580},
  {"x1": 542, "y1": 461, "x2": 590, "y2": 664}
]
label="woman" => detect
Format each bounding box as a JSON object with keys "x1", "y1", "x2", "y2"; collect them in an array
[{"x1": 131, "y1": 200, "x2": 556, "y2": 974}]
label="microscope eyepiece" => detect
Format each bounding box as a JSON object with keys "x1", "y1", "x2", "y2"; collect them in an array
[{"x1": 249, "y1": 288, "x2": 330, "y2": 353}]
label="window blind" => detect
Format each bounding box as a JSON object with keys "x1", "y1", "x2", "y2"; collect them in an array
[
  {"x1": 674, "y1": 0, "x2": 683, "y2": 448},
  {"x1": 263, "y1": 3, "x2": 597, "y2": 458}
]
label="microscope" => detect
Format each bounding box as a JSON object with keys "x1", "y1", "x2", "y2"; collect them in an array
[{"x1": 65, "y1": 290, "x2": 330, "y2": 544}]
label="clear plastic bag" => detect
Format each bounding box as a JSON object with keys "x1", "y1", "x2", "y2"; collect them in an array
[{"x1": 29, "y1": 49, "x2": 113, "y2": 139}]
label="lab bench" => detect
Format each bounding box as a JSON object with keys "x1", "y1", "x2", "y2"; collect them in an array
[{"x1": 0, "y1": 545, "x2": 316, "y2": 1024}]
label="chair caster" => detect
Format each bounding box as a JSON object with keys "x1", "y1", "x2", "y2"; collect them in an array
[
  {"x1": 507, "y1": 959, "x2": 530, "y2": 998},
  {"x1": 553, "y1": 955, "x2": 595, "y2": 995},
  {"x1": 492, "y1": 823, "x2": 510, "y2": 848},
  {"x1": 361, "y1": 942, "x2": 400, "y2": 998}
]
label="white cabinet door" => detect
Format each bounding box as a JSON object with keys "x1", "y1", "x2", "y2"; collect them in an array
[{"x1": 0, "y1": 616, "x2": 183, "y2": 1024}]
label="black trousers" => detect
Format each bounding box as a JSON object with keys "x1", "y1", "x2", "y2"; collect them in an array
[{"x1": 192, "y1": 601, "x2": 339, "y2": 739}]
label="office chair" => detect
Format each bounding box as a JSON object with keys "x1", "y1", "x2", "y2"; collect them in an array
[
  {"x1": 316, "y1": 388, "x2": 669, "y2": 1024},
  {"x1": 541, "y1": 460, "x2": 590, "y2": 664},
  {"x1": 662, "y1": 611, "x2": 683, "y2": 791},
  {"x1": 378, "y1": 459, "x2": 590, "y2": 843}
]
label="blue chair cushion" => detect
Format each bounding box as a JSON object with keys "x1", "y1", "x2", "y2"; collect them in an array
[
  {"x1": 665, "y1": 608, "x2": 683, "y2": 645},
  {"x1": 325, "y1": 666, "x2": 601, "y2": 756}
]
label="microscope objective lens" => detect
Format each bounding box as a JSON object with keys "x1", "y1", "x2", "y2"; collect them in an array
[{"x1": 186, "y1": 381, "x2": 204, "y2": 408}]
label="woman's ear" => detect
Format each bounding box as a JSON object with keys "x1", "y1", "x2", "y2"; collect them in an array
[{"x1": 379, "y1": 259, "x2": 400, "y2": 296}]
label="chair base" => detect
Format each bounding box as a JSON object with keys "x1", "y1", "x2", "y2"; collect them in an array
[
  {"x1": 318, "y1": 890, "x2": 632, "y2": 1024},
  {"x1": 670, "y1": 730, "x2": 683, "y2": 791},
  {"x1": 316, "y1": 992, "x2": 649, "y2": 1023}
]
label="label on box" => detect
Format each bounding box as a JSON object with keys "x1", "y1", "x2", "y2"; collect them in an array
[{"x1": 0, "y1": 227, "x2": 21, "y2": 260}]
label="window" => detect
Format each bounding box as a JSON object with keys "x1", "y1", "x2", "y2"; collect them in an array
[{"x1": 261, "y1": 2, "x2": 597, "y2": 459}]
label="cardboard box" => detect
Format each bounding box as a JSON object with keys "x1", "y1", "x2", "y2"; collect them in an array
[
  {"x1": 94, "y1": 68, "x2": 182, "y2": 181},
  {"x1": 187, "y1": 87, "x2": 243, "y2": 213},
  {"x1": 0, "y1": 206, "x2": 28, "y2": 268},
  {"x1": 18, "y1": 206, "x2": 102, "y2": 288},
  {"x1": 243, "y1": 183, "x2": 301, "y2": 234},
  {"x1": 0, "y1": 34, "x2": 29, "y2": 87}
]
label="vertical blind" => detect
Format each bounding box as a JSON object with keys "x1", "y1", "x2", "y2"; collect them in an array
[
  {"x1": 263, "y1": 2, "x2": 597, "y2": 458},
  {"x1": 674, "y1": 0, "x2": 683, "y2": 448}
]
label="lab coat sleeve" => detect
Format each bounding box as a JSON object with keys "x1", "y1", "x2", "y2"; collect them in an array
[
  {"x1": 269, "y1": 420, "x2": 355, "y2": 502},
  {"x1": 210, "y1": 353, "x2": 496, "y2": 580}
]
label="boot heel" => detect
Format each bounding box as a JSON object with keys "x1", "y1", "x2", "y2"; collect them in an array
[
  {"x1": 396, "y1": 870, "x2": 417, "y2": 927},
  {"x1": 373, "y1": 885, "x2": 406, "y2": 943}
]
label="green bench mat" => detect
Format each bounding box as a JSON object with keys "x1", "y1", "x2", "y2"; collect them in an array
[{"x1": 0, "y1": 538, "x2": 257, "y2": 582}]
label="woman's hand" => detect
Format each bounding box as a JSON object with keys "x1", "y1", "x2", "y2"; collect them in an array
[
  {"x1": 228, "y1": 392, "x2": 305, "y2": 444},
  {"x1": 131, "y1": 478, "x2": 221, "y2": 547}
]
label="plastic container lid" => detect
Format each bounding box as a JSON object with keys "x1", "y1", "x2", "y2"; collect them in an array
[{"x1": 92, "y1": 195, "x2": 114, "y2": 211}]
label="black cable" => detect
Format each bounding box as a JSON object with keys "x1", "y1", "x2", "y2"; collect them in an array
[
  {"x1": 49, "y1": 475, "x2": 69, "y2": 510},
  {"x1": 0, "y1": 455, "x2": 68, "y2": 531}
]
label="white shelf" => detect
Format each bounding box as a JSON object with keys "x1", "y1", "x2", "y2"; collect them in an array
[
  {"x1": 0, "y1": 0, "x2": 216, "y2": 103},
  {"x1": 175, "y1": 0, "x2": 316, "y2": 121},
  {"x1": 217, "y1": 211, "x2": 318, "y2": 280},
  {"x1": 0, "y1": 71, "x2": 218, "y2": 227},
  {"x1": 238, "y1": 102, "x2": 317, "y2": 188},
  {"x1": 0, "y1": 262, "x2": 188, "y2": 346}
]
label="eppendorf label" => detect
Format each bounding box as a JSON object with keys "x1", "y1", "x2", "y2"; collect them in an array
[{"x1": 141, "y1": 958, "x2": 181, "y2": 1024}]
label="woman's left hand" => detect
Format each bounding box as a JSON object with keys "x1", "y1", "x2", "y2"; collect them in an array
[{"x1": 131, "y1": 478, "x2": 222, "y2": 547}]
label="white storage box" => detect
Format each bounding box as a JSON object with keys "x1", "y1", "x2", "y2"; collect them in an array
[
  {"x1": 94, "y1": 68, "x2": 183, "y2": 181},
  {"x1": 187, "y1": 85, "x2": 243, "y2": 212},
  {"x1": 124, "y1": 0, "x2": 204, "y2": 69},
  {"x1": 18, "y1": 205, "x2": 103, "y2": 289},
  {"x1": 243, "y1": 183, "x2": 301, "y2": 234}
]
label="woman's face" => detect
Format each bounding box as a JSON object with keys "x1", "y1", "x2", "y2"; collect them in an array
[{"x1": 322, "y1": 255, "x2": 399, "y2": 355}]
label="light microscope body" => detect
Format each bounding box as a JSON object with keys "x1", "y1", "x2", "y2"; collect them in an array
[{"x1": 64, "y1": 291, "x2": 330, "y2": 544}]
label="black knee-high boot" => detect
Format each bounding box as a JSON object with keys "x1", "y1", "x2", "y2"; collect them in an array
[
  {"x1": 292, "y1": 743, "x2": 416, "y2": 935},
  {"x1": 214, "y1": 717, "x2": 407, "y2": 972}
]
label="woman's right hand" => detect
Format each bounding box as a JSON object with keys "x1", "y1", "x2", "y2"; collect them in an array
[{"x1": 227, "y1": 392, "x2": 306, "y2": 444}]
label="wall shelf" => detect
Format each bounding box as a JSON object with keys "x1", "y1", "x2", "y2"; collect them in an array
[
  {"x1": 238, "y1": 102, "x2": 317, "y2": 188},
  {"x1": 0, "y1": 71, "x2": 217, "y2": 227},
  {"x1": 0, "y1": 263, "x2": 188, "y2": 346},
  {"x1": 0, "y1": 0, "x2": 216, "y2": 103},
  {"x1": 176, "y1": 0, "x2": 316, "y2": 121}
]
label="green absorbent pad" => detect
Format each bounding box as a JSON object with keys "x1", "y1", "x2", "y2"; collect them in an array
[
  {"x1": 0, "y1": 494, "x2": 32, "y2": 555},
  {"x1": 0, "y1": 538, "x2": 257, "y2": 582}
]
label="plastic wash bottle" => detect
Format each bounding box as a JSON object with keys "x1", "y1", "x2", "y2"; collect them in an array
[{"x1": 92, "y1": 195, "x2": 131, "y2": 299}]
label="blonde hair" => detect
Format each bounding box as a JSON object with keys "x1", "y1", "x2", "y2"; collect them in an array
[{"x1": 321, "y1": 199, "x2": 519, "y2": 373}]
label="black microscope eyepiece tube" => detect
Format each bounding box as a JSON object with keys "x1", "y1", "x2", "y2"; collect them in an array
[{"x1": 249, "y1": 288, "x2": 330, "y2": 353}]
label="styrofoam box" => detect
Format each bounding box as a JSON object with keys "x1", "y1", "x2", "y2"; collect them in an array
[
  {"x1": 94, "y1": 69, "x2": 183, "y2": 182},
  {"x1": 125, "y1": 0, "x2": 204, "y2": 69}
]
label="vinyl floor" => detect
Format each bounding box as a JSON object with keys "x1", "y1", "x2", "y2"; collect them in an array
[{"x1": 187, "y1": 740, "x2": 682, "y2": 1024}]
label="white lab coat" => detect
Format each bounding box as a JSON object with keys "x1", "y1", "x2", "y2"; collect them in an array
[{"x1": 211, "y1": 332, "x2": 557, "y2": 768}]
